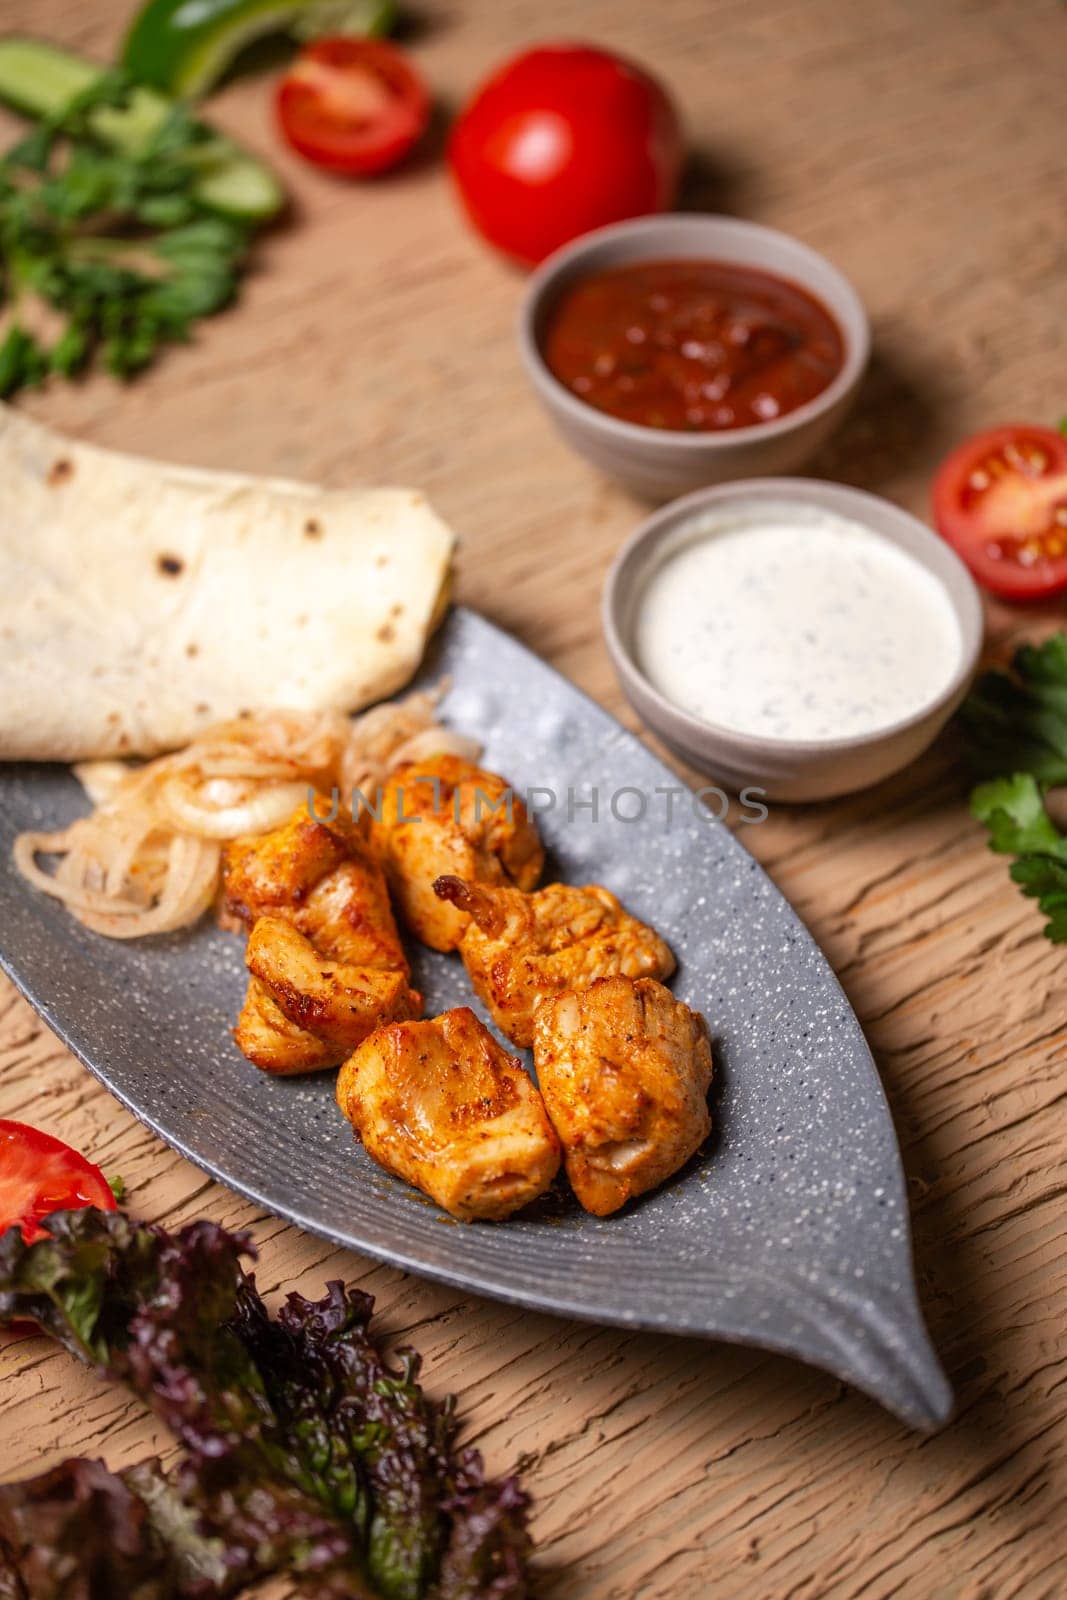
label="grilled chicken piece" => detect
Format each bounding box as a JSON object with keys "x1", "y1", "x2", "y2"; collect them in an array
[
  {"x1": 433, "y1": 876, "x2": 675, "y2": 1048},
  {"x1": 369, "y1": 754, "x2": 543, "y2": 952},
  {"x1": 235, "y1": 916, "x2": 422, "y2": 1074},
  {"x1": 533, "y1": 976, "x2": 713, "y2": 1216},
  {"x1": 224, "y1": 803, "x2": 411, "y2": 974},
  {"x1": 223, "y1": 804, "x2": 358, "y2": 928},
  {"x1": 224, "y1": 802, "x2": 420, "y2": 1074},
  {"x1": 336, "y1": 1007, "x2": 561, "y2": 1220},
  {"x1": 234, "y1": 977, "x2": 339, "y2": 1075}
]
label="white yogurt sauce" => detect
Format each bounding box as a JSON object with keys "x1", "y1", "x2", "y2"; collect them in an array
[{"x1": 635, "y1": 502, "x2": 963, "y2": 742}]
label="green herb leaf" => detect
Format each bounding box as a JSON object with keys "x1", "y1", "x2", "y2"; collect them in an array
[
  {"x1": 963, "y1": 640, "x2": 1067, "y2": 941},
  {"x1": 970, "y1": 771, "x2": 1064, "y2": 855},
  {"x1": 49, "y1": 319, "x2": 91, "y2": 377},
  {"x1": 5, "y1": 123, "x2": 53, "y2": 172},
  {"x1": 970, "y1": 773, "x2": 1067, "y2": 942},
  {"x1": 0, "y1": 326, "x2": 44, "y2": 396},
  {"x1": 960, "y1": 633, "x2": 1067, "y2": 788},
  {"x1": 0, "y1": 69, "x2": 259, "y2": 399}
]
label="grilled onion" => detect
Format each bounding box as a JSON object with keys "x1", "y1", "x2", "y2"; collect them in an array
[{"x1": 15, "y1": 689, "x2": 477, "y2": 939}]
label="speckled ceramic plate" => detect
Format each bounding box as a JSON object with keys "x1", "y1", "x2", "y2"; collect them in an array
[{"x1": 0, "y1": 607, "x2": 951, "y2": 1429}]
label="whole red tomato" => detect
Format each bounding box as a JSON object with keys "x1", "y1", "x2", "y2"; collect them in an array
[{"x1": 448, "y1": 42, "x2": 683, "y2": 266}]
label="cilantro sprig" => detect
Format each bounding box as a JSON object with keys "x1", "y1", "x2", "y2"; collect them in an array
[
  {"x1": 961, "y1": 632, "x2": 1067, "y2": 788},
  {"x1": 971, "y1": 773, "x2": 1067, "y2": 943},
  {"x1": 0, "y1": 70, "x2": 251, "y2": 397},
  {"x1": 963, "y1": 633, "x2": 1067, "y2": 942}
]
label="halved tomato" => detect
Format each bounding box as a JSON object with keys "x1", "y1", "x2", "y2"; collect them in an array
[
  {"x1": 932, "y1": 424, "x2": 1067, "y2": 601},
  {"x1": 0, "y1": 1119, "x2": 116, "y2": 1245},
  {"x1": 276, "y1": 37, "x2": 430, "y2": 177}
]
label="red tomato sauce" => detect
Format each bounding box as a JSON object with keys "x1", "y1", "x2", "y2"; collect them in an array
[{"x1": 542, "y1": 259, "x2": 846, "y2": 432}]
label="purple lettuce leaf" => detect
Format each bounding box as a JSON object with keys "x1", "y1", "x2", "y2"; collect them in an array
[{"x1": 0, "y1": 1209, "x2": 531, "y2": 1600}]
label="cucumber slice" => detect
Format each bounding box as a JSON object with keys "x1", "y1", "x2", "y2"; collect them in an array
[
  {"x1": 193, "y1": 150, "x2": 286, "y2": 219},
  {"x1": 0, "y1": 35, "x2": 284, "y2": 222},
  {"x1": 122, "y1": 0, "x2": 397, "y2": 100},
  {"x1": 0, "y1": 35, "x2": 98, "y2": 118}
]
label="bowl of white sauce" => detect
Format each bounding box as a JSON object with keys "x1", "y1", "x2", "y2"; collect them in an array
[{"x1": 603, "y1": 479, "x2": 984, "y2": 802}]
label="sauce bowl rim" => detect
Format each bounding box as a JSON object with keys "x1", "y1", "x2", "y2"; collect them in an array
[
  {"x1": 602, "y1": 476, "x2": 985, "y2": 757},
  {"x1": 518, "y1": 213, "x2": 872, "y2": 451}
]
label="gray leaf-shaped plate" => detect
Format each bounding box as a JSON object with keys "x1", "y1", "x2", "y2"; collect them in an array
[{"x1": 0, "y1": 608, "x2": 951, "y2": 1429}]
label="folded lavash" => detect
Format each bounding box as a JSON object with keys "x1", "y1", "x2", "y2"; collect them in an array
[{"x1": 0, "y1": 406, "x2": 454, "y2": 761}]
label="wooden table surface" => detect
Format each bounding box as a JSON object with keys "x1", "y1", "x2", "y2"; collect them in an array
[{"x1": 2, "y1": 1, "x2": 1065, "y2": 1594}]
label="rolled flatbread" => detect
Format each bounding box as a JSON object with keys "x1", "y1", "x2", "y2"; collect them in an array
[{"x1": 0, "y1": 407, "x2": 454, "y2": 761}]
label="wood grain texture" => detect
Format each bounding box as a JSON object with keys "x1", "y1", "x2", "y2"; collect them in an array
[{"x1": 1, "y1": 0, "x2": 1066, "y2": 1595}]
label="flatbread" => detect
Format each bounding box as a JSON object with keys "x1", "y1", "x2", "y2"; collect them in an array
[{"x1": 0, "y1": 407, "x2": 454, "y2": 761}]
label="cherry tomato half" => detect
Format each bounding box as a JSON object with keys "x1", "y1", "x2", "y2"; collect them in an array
[
  {"x1": 0, "y1": 1119, "x2": 115, "y2": 1245},
  {"x1": 448, "y1": 42, "x2": 683, "y2": 266},
  {"x1": 277, "y1": 37, "x2": 430, "y2": 177},
  {"x1": 932, "y1": 424, "x2": 1067, "y2": 602}
]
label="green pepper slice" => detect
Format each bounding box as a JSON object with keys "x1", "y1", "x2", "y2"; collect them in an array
[{"x1": 121, "y1": 0, "x2": 397, "y2": 99}]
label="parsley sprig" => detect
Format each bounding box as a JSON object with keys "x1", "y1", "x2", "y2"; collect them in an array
[{"x1": 0, "y1": 70, "x2": 251, "y2": 396}]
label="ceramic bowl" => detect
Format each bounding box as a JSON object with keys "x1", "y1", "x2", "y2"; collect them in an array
[
  {"x1": 518, "y1": 214, "x2": 870, "y2": 502},
  {"x1": 602, "y1": 478, "x2": 984, "y2": 803}
]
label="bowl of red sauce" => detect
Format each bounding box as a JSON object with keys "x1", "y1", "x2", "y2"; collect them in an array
[{"x1": 518, "y1": 214, "x2": 869, "y2": 500}]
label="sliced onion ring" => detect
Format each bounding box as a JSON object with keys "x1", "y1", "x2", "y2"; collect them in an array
[
  {"x1": 13, "y1": 690, "x2": 482, "y2": 941},
  {"x1": 156, "y1": 775, "x2": 310, "y2": 839}
]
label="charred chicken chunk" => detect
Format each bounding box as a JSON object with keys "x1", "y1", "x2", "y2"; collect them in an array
[
  {"x1": 369, "y1": 753, "x2": 543, "y2": 952},
  {"x1": 335, "y1": 1007, "x2": 561, "y2": 1220},
  {"x1": 223, "y1": 803, "x2": 358, "y2": 929},
  {"x1": 224, "y1": 802, "x2": 420, "y2": 1074},
  {"x1": 235, "y1": 916, "x2": 422, "y2": 1075},
  {"x1": 223, "y1": 802, "x2": 411, "y2": 974},
  {"x1": 533, "y1": 976, "x2": 713, "y2": 1216},
  {"x1": 234, "y1": 973, "x2": 341, "y2": 1076},
  {"x1": 433, "y1": 876, "x2": 675, "y2": 1048}
]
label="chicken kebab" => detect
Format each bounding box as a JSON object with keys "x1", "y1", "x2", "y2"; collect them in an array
[
  {"x1": 221, "y1": 748, "x2": 714, "y2": 1220},
  {"x1": 222, "y1": 803, "x2": 421, "y2": 1074}
]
